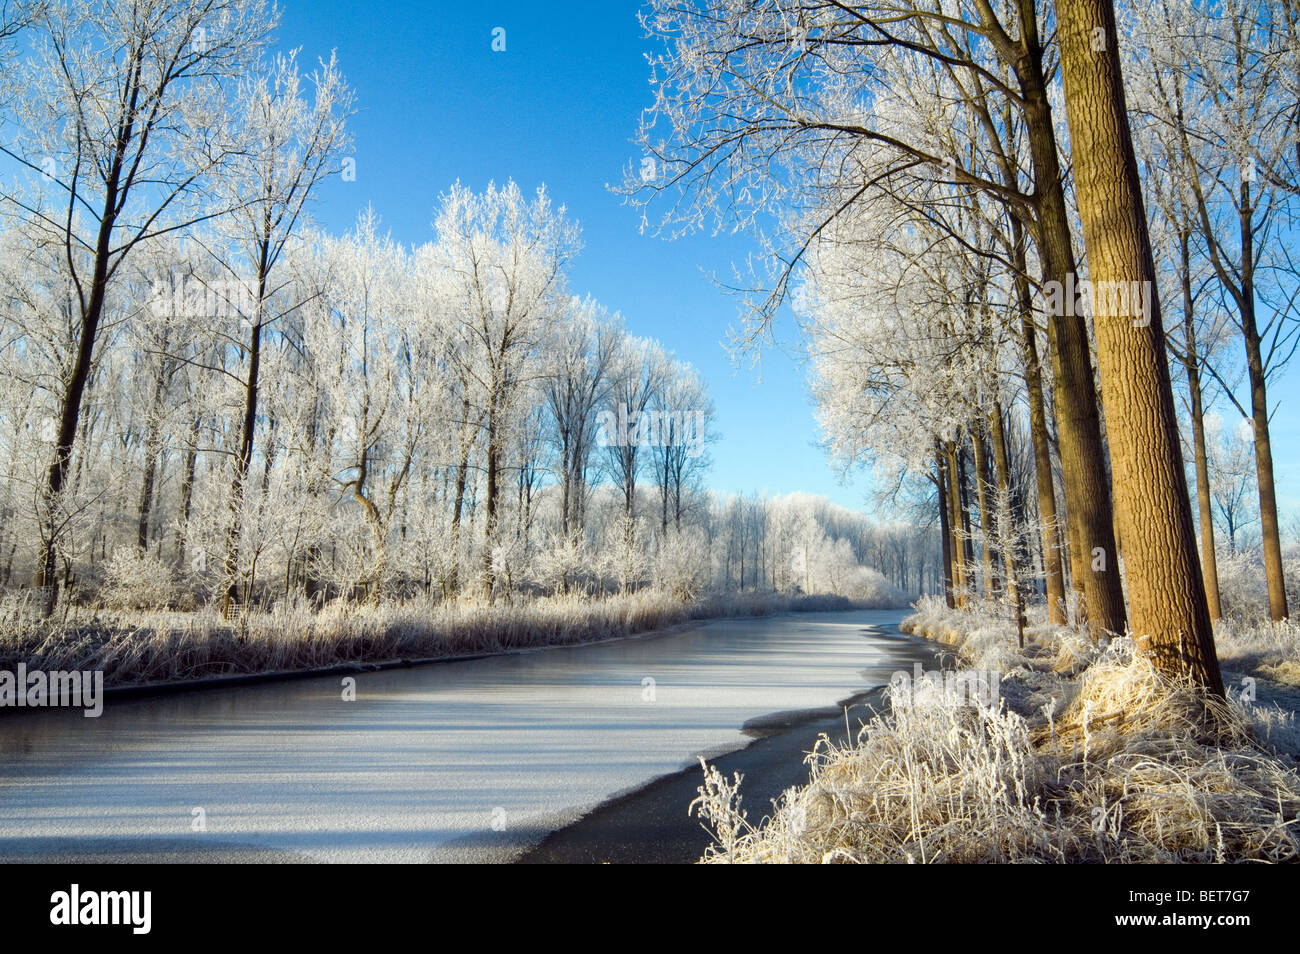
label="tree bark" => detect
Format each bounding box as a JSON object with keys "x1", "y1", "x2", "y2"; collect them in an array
[
  {"x1": 35, "y1": 173, "x2": 121, "y2": 616},
  {"x1": 1055, "y1": 0, "x2": 1222, "y2": 693},
  {"x1": 1013, "y1": 228, "x2": 1068, "y2": 621},
  {"x1": 957, "y1": 440, "x2": 976, "y2": 597},
  {"x1": 481, "y1": 384, "x2": 501, "y2": 599},
  {"x1": 135, "y1": 347, "x2": 172, "y2": 553},
  {"x1": 221, "y1": 314, "x2": 262, "y2": 617},
  {"x1": 448, "y1": 395, "x2": 473, "y2": 597},
  {"x1": 221, "y1": 247, "x2": 271, "y2": 618},
  {"x1": 175, "y1": 411, "x2": 200, "y2": 566},
  {"x1": 989, "y1": 401, "x2": 1027, "y2": 643},
  {"x1": 946, "y1": 440, "x2": 968, "y2": 607}
]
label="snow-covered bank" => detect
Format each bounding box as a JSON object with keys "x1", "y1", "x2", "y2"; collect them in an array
[
  {"x1": 0, "y1": 589, "x2": 904, "y2": 691},
  {"x1": 692, "y1": 597, "x2": 1300, "y2": 863}
]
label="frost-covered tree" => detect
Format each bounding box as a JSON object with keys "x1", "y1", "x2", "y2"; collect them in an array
[
  {"x1": 649, "y1": 360, "x2": 716, "y2": 531},
  {"x1": 542, "y1": 296, "x2": 619, "y2": 538},
  {"x1": 1056, "y1": 0, "x2": 1222, "y2": 691},
  {"x1": 210, "y1": 47, "x2": 352, "y2": 613},
  {"x1": 306, "y1": 209, "x2": 411, "y2": 599},
  {"x1": 0, "y1": 0, "x2": 276, "y2": 614},
  {"x1": 427, "y1": 180, "x2": 580, "y2": 598}
]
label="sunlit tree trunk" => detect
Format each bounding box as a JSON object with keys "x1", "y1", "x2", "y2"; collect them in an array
[
  {"x1": 1234, "y1": 182, "x2": 1288, "y2": 621},
  {"x1": 957, "y1": 440, "x2": 976, "y2": 599},
  {"x1": 1019, "y1": 73, "x2": 1127, "y2": 635},
  {"x1": 999, "y1": 0, "x2": 1127, "y2": 636},
  {"x1": 990, "y1": 401, "x2": 1026, "y2": 645},
  {"x1": 946, "y1": 440, "x2": 968, "y2": 607},
  {"x1": 1056, "y1": 0, "x2": 1222, "y2": 693}
]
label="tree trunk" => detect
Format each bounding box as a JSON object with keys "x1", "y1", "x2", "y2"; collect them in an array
[
  {"x1": 351, "y1": 457, "x2": 386, "y2": 602},
  {"x1": 135, "y1": 355, "x2": 170, "y2": 553},
  {"x1": 221, "y1": 315, "x2": 262, "y2": 617},
  {"x1": 946, "y1": 440, "x2": 968, "y2": 607},
  {"x1": 176, "y1": 412, "x2": 200, "y2": 566},
  {"x1": 1056, "y1": 0, "x2": 1222, "y2": 693},
  {"x1": 935, "y1": 441, "x2": 954, "y2": 608},
  {"x1": 560, "y1": 441, "x2": 572, "y2": 538},
  {"x1": 136, "y1": 434, "x2": 161, "y2": 554},
  {"x1": 482, "y1": 388, "x2": 501, "y2": 599},
  {"x1": 1179, "y1": 230, "x2": 1221, "y2": 621},
  {"x1": 222, "y1": 255, "x2": 270, "y2": 618},
  {"x1": 972, "y1": 420, "x2": 998, "y2": 597},
  {"x1": 1236, "y1": 183, "x2": 1288, "y2": 621},
  {"x1": 449, "y1": 395, "x2": 473, "y2": 596},
  {"x1": 1015, "y1": 0, "x2": 1127, "y2": 637},
  {"x1": 36, "y1": 179, "x2": 121, "y2": 616},
  {"x1": 957, "y1": 441, "x2": 976, "y2": 596},
  {"x1": 1014, "y1": 229, "x2": 1067, "y2": 622},
  {"x1": 989, "y1": 402, "x2": 1026, "y2": 638}
]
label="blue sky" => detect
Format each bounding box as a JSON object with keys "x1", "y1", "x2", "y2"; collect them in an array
[{"x1": 276, "y1": 0, "x2": 1299, "y2": 520}]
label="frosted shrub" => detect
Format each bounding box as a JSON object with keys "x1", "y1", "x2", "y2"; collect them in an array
[
  {"x1": 604, "y1": 514, "x2": 650, "y2": 593},
  {"x1": 654, "y1": 526, "x2": 710, "y2": 601},
  {"x1": 842, "y1": 565, "x2": 909, "y2": 607},
  {"x1": 696, "y1": 684, "x2": 1058, "y2": 864},
  {"x1": 1216, "y1": 550, "x2": 1271, "y2": 621},
  {"x1": 100, "y1": 546, "x2": 177, "y2": 611},
  {"x1": 534, "y1": 531, "x2": 592, "y2": 595},
  {"x1": 689, "y1": 758, "x2": 753, "y2": 861}
]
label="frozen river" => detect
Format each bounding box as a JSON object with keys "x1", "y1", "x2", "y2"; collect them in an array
[{"x1": 0, "y1": 608, "x2": 925, "y2": 863}]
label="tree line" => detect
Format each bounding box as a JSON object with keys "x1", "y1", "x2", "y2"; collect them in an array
[{"x1": 0, "y1": 0, "x2": 920, "y2": 616}]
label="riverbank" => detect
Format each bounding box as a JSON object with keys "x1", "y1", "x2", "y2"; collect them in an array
[
  {"x1": 0, "y1": 589, "x2": 899, "y2": 691},
  {"x1": 691, "y1": 596, "x2": 1300, "y2": 863}
]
